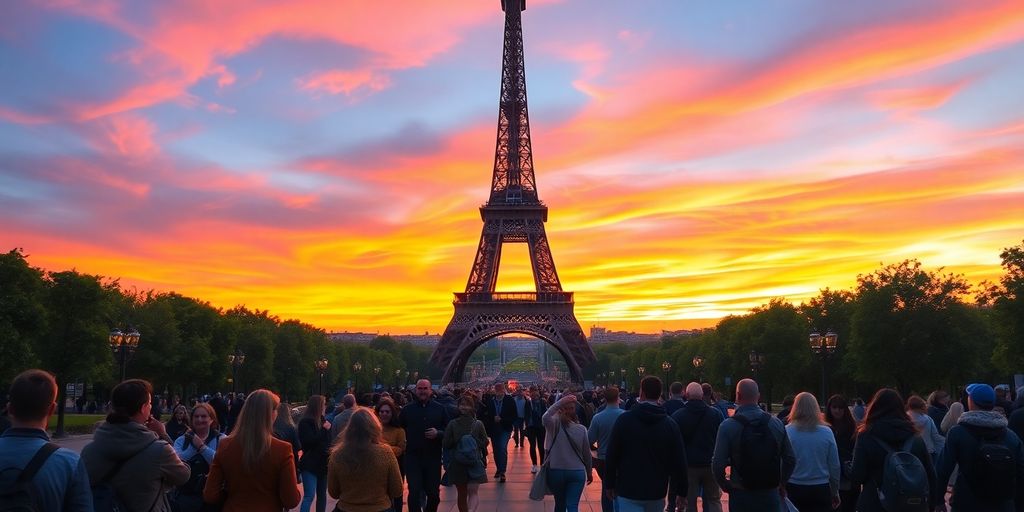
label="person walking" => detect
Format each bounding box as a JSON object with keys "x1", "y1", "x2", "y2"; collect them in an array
[
  {"x1": 513, "y1": 387, "x2": 527, "y2": 448},
  {"x1": 329, "y1": 394, "x2": 357, "y2": 442},
  {"x1": 482, "y1": 382, "x2": 517, "y2": 482},
  {"x1": 926, "y1": 391, "x2": 950, "y2": 436},
  {"x1": 171, "y1": 402, "x2": 225, "y2": 512},
  {"x1": 588, "y1": 386, "x2": 626, "y2": 512},
  {"x1": 327, "y1": 408, "x2": 404, "y2": 512},
  {"x1": 443, "y1": 394, "x2": 489, "y2": 512},
  {"x1": 784, "y1": 392, "x2": 840, "y2": 512},
  {"x1": 711, "y1": 378, "x2": 796, "y2": 512},
  {"x1": 82, "y1": 378, "x2": 190, "y2": 512},
  {"x1": 940, "y1": 401, "x2": 964, "y2": 435},
  {"x1": 935, "y1": 383, "x2": 1024, "y2": 512},
  {"x1": 0, "y1": 369, "x2": 92, "y2": 511},
  {"x1": 605, "y1": 376, "x2": 686, "y2": 512},
  {"x1": 543, "y1": 394, "x2": 593, "y2": 512},
  {"x1": 376, "y1": 396, "x2": 407, "y2": 512},
  {"x1": 298, "y1": 395, "x2": 331, "y2": 512},
  {"x1": 272, "y1": 401, "x2": 301, "y2": 482},
  {"x1": 400, "y1": 379, "x2": 449, "y2": 512},
  {"x1": 203, "y1": 389, "x2": 301, "y2": 511},
  {"x1": 849, "y1": 388, "x2": 940, "y2": 512},
  {"x1": 907, "y1": 395, "x2": 945, "y2": 465},
  {"x1": 663, "y1": 382, "x2": 686, "y2": 416},
  {"x1": 671, "y1": 382, "x2": 724, "y2": 512},
  {"x1": 825, "y1": 394, "x2": 859, "y2": 512},
  {"x1": 525, "y1": 386, "x2": 548, "y2": 474}
]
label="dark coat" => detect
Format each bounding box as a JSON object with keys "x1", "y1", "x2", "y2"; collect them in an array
[
  {"x1": 850, "y1": 418, "x2": 940, "y2": 512},
  {"x1": 297, "y1": 417, "x2": 330, "y2": 475},
  {"x1": 400, "y1": 398, "x2": 449, "y2": 459},
  {"x1": 927, "y1": 404, "x2": 948, "y2": 435},
  {"x1": 936, "y1": 410, "x2": 1024, "y2": 512},
  {"x1": 481, "y1": 394, "x2": 518, "y2": 435},
  {"x1": 605, "y1": 402, "x2": 688, "y2": 500},
  {"x1": 671, "y1": 399, "x2": 723, "y2": 467}
]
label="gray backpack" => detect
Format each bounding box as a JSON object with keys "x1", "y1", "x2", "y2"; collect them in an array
[{"x1": 877, "y1": 436, "x2": 929, "y2": 512}]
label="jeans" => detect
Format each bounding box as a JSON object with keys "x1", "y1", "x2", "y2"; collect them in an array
[
  {"x1": 687, "y1": 466, "x2": 722, "y2": 512},
  {"x1": 548, "y1": 468, "x2": 586, "y2": 512},
  {"x1": 512, "y1": 419, "x2": 524, "y2": 446},
  {"x1": 785, "y1": 482, "x2": 832, "y2": 512},
  {"x1": 593, "y1": 460, "x2": 617, "y2": 512},
  {"x1": 615, "y1": 497, "x2": 663, "y2": 512},
  {"x1": 300, "y1": 470, "x2": 327, "y2": 512},
  {"x1": 490, "y1": 430, "x2": 512, "y2": 474},
  {"x1": 526, "y1": 426, "x2": 545, "y2": 466},
  {"x1": 727, "y1": 489, "x2": 781, "y2": 512},
  {"x1": 405, "y1": 454, "x2": 441, "y2": 512}
]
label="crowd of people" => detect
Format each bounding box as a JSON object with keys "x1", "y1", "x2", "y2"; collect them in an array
[{"x1": 2, "y1": 367, "x2": 1024, "y2": 512}]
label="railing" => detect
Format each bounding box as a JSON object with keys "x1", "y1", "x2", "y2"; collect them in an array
[{"x1": 454, "y1": 291, "x2": 573, "y2": 303}]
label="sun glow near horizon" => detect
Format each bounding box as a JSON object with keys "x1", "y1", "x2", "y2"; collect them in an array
[{"x1": 2, "y1": 1, "x2": 1023, "y2": 334}]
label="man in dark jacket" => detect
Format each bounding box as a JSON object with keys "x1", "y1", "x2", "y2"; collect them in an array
[
  {"x1": 605, "y1": 376, "x2": 688, "y2": 512},
  {"x1": 672, "y1": 382, "x2": 724, "y2": 512},
  {"x1": 927, "y1": 390, "x2": 950, "y2": 435},
  {"x1": 400, "y1": 379, "x2": 449, "y2": 512},
  {"x1": 936, "y1": 383, "x2": 1024, "y2": 512},
  {"x1": 482, "y1": 382, "x2": 517, "y2": 482},
  {"x1": 663, "y1": 381, "x2": 686, "y2": 417}
]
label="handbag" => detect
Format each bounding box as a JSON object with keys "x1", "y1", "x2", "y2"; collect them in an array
[{"x1": 529, "y1": 425, "x2": 562, "y2": 501}]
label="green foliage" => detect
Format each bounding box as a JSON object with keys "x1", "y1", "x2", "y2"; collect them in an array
[
  {"x1": 0, "y1": 249, "x2": 47, "y2": 384},
  {"x1": 986, "y1": 240, "x2": 1024, "y2": 374}
]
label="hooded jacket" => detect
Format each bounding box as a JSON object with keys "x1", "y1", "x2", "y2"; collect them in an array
[
  {"x1": 605, "y1": 401, "x2": 688, "y2": 500},
  {"x1": 936, "y1": 410, "x2": 1024, "y2": 512},
  {"x1": 849, "y1": 417, "x2": 940, "y2": 512},
  {"x1": 671, "y1": 399, "x2": 723, "y2": 467},
  {"x1": 81, "y1": 420, "x2": 190, "y2": 512}
]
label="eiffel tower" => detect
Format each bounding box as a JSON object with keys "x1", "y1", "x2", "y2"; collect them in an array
[{"x1": 430, "y1": 0, "x2": 595, "y2": 384}]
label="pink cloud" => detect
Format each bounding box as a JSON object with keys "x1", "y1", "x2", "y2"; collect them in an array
[{"x1": 298, "y1": 68, "x2": 392, "y2": 97}]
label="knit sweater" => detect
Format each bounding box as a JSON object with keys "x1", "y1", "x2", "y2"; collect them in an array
[
  {"x1": 381, "y1": 425, "x2": 406, "y2": 458},
  {"x1": 785, "y1": 424, "x2": 840, "y2": 496},
  {"x1": 542, "y1": 396, "x2": 593, "y2": 472},
  {"x1": 327, "y1": 443, "x2": 403, "y2": 512}
]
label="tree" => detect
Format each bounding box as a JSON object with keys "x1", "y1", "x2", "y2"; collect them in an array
[
  {"x1": 37, "y1": 271, "x2": 121, "y2": 436},
  {"x1": 847, "y1": 260, "x2": 985, "y2": 395},
  {"x1": 0, "y1": 249, "x2": 47, "y2": 384},
  {"x1": 984, "y1": 240, "x2": 1024, "y2": 375}
]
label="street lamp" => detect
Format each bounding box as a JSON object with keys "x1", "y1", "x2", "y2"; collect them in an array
[
  {"x1": 394, "y1": 369, "x2": 402, "y2": 388},
  {"x1": 315, "y1": 356, "x2": 329, "y2": 396},
  {"x1": 748, "y1": 350, "x2": 765, "y2": 379},
  {"x1": 810, "y1": 330, "x2": 839, "y2": 405},
  {"x1": 661, "y1": 361, "x2": 672, "y2": 398},
  {"x1": 108, "y1": 328, "x2": 141, "y2": 382},
  {"x1": 353, "y1": 362, "x2": 362, "y2": 392},
  {"x1": 692, "y1": 355, "x2": 705, "y2": 383},
  {"x1": 227, "y1": 349, "x2": 245, "y2": 394},
  {"x1": 620, "y1": 368, "x2": 626, "y2": 389},
  {"x1": 373, "y1": 367, "x2": 381, "y2": 390}
]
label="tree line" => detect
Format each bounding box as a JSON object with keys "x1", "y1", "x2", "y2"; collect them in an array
[
  {"x1": 586, "y1": 240, "x2": 1024, "y2": 406},
  {"x1": 2, "y1": 239, "x2": 1021, "y2": 421}
]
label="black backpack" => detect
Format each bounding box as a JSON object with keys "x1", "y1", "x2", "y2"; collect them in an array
[
  {"x1": 92, "y1": 438, "x2": 157, "y2": 512},
  {"x1": 0, "y1": 443, "x2": 58, "y2": 512},
  {"x1": 732, "y1": 412, "x2": 781, "y2": 490},
  {"x1": 177, "y1": 431, "x2": 220, "y2": 495},
  {"x1": 877, "y1": 436, "x2": 929, "y2": 512},
  {"x1": 965, "y1": 428, "x2": 1016, "y2": 501}
]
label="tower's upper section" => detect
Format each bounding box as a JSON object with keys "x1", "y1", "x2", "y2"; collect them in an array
[{"x1": 488, "y1": 0, "x2": 539, "y2": 206}]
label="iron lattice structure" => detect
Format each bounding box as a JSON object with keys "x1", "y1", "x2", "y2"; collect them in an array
[{"x1": 431, "y1": 0, "x2": 595, "y2": 384}]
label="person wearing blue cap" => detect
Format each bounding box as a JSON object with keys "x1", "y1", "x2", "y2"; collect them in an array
[{"x1": 935, "y1": 383, "x2": 1024, "y2": 512}]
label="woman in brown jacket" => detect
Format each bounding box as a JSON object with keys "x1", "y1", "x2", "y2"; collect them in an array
[
  {"x1": 327, "y1": 408, "x2": 403, "y2": 512},
  {"x1": 203, "y1": 389, "x2": 301, "y2": 511}
]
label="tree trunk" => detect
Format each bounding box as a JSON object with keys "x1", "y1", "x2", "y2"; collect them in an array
[{"x1": 55, "y1": 378, "x2": 67, "y2": 438}]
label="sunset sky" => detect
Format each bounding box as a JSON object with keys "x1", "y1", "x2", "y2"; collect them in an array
[{"x1": 2, "y1": 0, "x2": 1023, "y2": 334}]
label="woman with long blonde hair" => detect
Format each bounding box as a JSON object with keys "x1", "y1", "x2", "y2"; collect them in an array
[
  {"x1": 203, "y1": 389, "x2": 301, "y2": 511},
  {"x1": 327, "y1": 408, "x2": 402, "y2": 512},
  {"x1": 784, "y1": 392, "x2": 841, "y2": 512}
]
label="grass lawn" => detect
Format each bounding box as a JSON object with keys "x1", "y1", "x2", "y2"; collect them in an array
[{"x1": 48, "y1": 413, "x2": 105, "y2": 434}]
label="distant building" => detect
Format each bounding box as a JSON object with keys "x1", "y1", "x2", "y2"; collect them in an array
[{"x1": 325, "y1": 331, "x2": 441, "y2": 347}]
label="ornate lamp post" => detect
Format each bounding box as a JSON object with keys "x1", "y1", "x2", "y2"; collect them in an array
[
  {"x1": 810, "y1": 330, "x2": 839, "y2": 405},
  {"x1": 748, "y1": 350, "x2": 765, "y2": 379},
  {"x1": 619, "y1": 368, "x2": 626, "y2": 389},
  {"x1": 373, "y1": 367, "x2": 381, "y2": 390},
  {"x1": 661, "y1": 361, "x2": 672, "y2": 398},
  {"x1": 394, "y1": 369, "x2": 402, "y2": 388},
  {"x1": 108, "y1": 328, "x2": 141, "y2": 382},
  {"x1": 637, "y1": 366, "x2": 646, "y2": 390},
  {"x1": 315, "y1": 356, "x2": 329, "y2": 396},
  {"x1": 353, "y1": 361, "x2": 363, "y2": 392},
  {"x1": 692, "y1": 355, "x2": 705, "y2": 383},
  {"x1": 227, "y1": 349, "x2": 245, "y2": 393}
]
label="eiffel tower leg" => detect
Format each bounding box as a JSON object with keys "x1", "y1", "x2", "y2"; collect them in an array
[
  {"x1": 466, "y1": 220, "x2": 503, "y2": 293},
  {"x1": 526, "y1": 220, "x2": 562, "y2": 292}
]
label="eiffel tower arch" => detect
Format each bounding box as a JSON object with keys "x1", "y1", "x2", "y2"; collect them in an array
[{"x1": 430, "y1": 0, "x2": 595, "y2": 383}]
